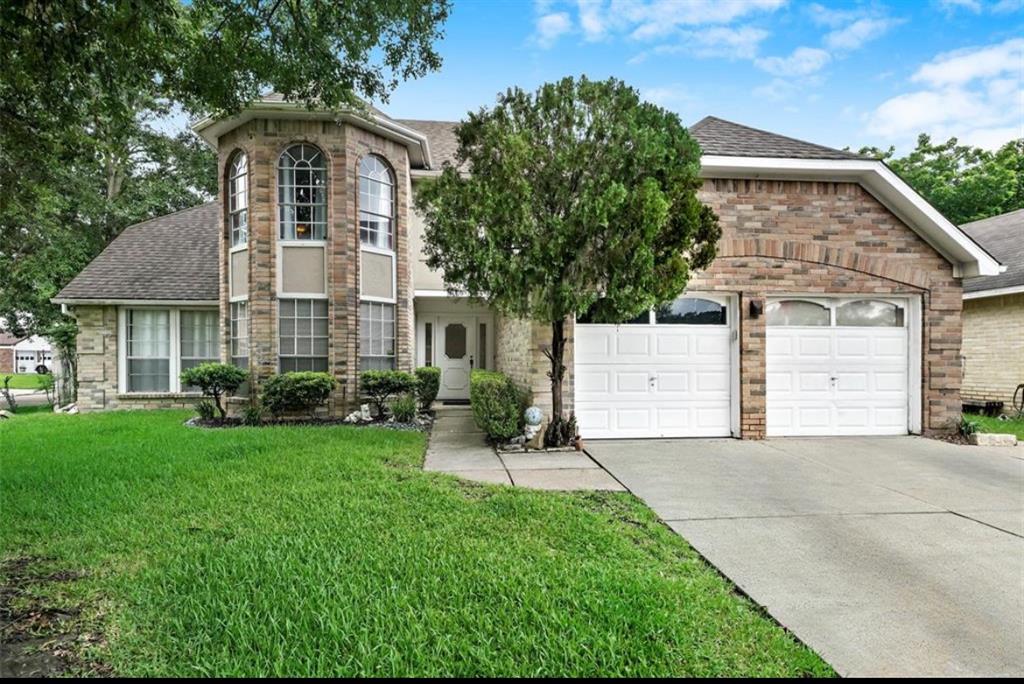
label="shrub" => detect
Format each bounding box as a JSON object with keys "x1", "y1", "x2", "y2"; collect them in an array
[
  {"x1": 470, "y1": 370, "x2": 527, "y2": 441},
  {"x1": 195, "y1": 400, "x2": 217, "y2": 421},
  {"x1": 180, "y1": 363, "x2": 249, "y2": 419},
  {"x1": 390, "y1": 393, "x2": 418, "y2": 423},
  {"x1": 361, "y1": 370, "x2": 417, "y2": 419},
  {"x1": 958, "y1": 414, "x2": 981, "y2": 437},
  {"x1": 241, "y1": 404, "x2": 265, "y2": 427},
  {"x1": 414, "y1": 366, "x2": 441, "y2": 410},
  {"x1": 262, "y1": 372, "x2": 336, "y2": 418}
]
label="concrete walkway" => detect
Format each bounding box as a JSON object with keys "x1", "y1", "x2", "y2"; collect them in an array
[
  {"x1": 588, "y1": 436, "x2": 1024, "y2": 677},
  {"x1": 424, "y1": 405, "x2": 624, "y2": 491}
]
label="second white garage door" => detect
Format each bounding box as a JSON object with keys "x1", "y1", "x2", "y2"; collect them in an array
[
  {"x1": 766, "y1": 298, "x2": 911, "y2": 436},
  {"x1": 575, "y1": 296, "x2": 735, "y2": 439}
]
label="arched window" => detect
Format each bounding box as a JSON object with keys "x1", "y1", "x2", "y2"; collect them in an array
[
  {"x1": 228, "y1": 153, "x2": 248, "y2": 247},
  {"x1": 278, "y1": 144, "x2": 327, "y2": 240},
  {"x1": 836, "y1": 299, "x2": 905, "y2": 327},
  {"x1": 359, "y1": 155, "x2": 395, "y2": 249},
  {"x1": 766, "y1": 300, "x2": 830, "y2": 326}
]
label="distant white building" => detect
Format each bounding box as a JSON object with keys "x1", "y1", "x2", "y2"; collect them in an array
[{"x1": 0, "y1": 323, "x2": 53, "y2": 375}]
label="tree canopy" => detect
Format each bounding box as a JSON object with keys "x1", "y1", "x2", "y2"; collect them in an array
[
  {"x1": 858, "y1": 135, "x2": 1024, "y2": 225},
  {"x1": 416, "y1": 76, "x2": 721, "y2": 442}
]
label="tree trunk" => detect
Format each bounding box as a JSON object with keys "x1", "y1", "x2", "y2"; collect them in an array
[{"x1": 548, "y1": 318, "x2": 566, "y2": 421}]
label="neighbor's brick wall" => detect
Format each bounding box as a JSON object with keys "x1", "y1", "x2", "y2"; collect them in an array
[
  {"x1": 536, "y1": 179, "x2": 963, "y2": 438},
  {"x1": 72, "y1": 305, "x2": 201, "y2": 412},
  {"x1": 961, "y1": 293, "x2": 1024, "y2": 411},
  {"x1": 217, "y1": 118, "x2": 414, "y2": 416},
  {"x1": 0, "y1": 348, "x2": 12, "y2": 375}
]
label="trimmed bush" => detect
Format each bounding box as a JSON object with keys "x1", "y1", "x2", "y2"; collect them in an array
[
  {"x1": 470, "y1": 370, "x2": 527, "y2": 441},
  {"x1": 361, "y1": 370, "x2": 417, "y2": 419},
  {"x1": 262, "y1": 372, "x2": 336, "y2": 418},
  {"x1": 414, "y1": 366, "x2": 441, "y2": 410},
  {"x1": 194, "y1": 400, "x2": 217, "y2": 421},
  {"x1": 241, "y1": 404, "x2": 265, "y2": 427},
  {"x1": 389, "y1": 394, "x2": 418, "y2": 423},
  {"x1": 179, "y1": 363, "x2": 249, "y2": 419}
]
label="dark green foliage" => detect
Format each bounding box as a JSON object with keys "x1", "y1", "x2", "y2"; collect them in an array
[
  {"x1": 262, "y1": 372, "x2": 336, "y2": 418},
  {"x1": 416, "y1": 77, "x2": 720, "y2": 443},
  {"x1": 360, "y1": 370, "x2": 418, "y2": 419},
  {"x1": 470, "y1": 370, "x2": 527, "y2": 441},
  {"x1": 179, "y1": 363, "x2": 249, "y2": 419},
  {"x1": 194, "y1": 400, "x2": 217, "y2": 422},
  {"x1": 414, "y1": 366, "x2": 441, "y2": 410},
  {"x1": 389, "y1": 394, "x2": 418, "y2": 423},
  {"x1": 241, "y1": 404, "x2": 265, "y2": 427},
  {"x1": 858, "y1": 136, "x2": 1024, "y2": 224}
]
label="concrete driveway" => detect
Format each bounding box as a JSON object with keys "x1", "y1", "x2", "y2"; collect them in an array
[{"x1": 587, "y1": 437, "x2": 1024, "y2": 677}]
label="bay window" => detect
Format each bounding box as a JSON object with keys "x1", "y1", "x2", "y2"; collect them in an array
[
  {"x1": 279, "y1": 298, "x2": 329, "y2": 372},
  {"x1": 230, "y1": 301, "x2": 249, "y2": 368},
  {"x1": 360, "y1": 301, "x2": 395, "y2": 370},
  {"x1": 358, "y1": 155, "x2": 394, "y2": 250},
  {"x1": 278, "y1": 144, "x2": 327, "y2": 240}
]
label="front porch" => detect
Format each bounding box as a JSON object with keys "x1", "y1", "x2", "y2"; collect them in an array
[{"x1": 414, "y1": 295, "x2": 495, "y2": 402}]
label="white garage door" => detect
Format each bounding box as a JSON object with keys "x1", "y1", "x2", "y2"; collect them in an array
[
  {"x1": 575, "y1": 296, "x2": 734, "y2": 439},
  {"x1": 766, "y1": 298, "x2": 910, "y2": 436}
]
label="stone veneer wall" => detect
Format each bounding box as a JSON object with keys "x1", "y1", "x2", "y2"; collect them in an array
[
  {"x1": 72, "y1": 305, "x2": 202, "y2": 411},
  {"x1": 217, "y1": 118, "x2": 414, "y2": 416},
  {"x1": 507, "y1": 178, "x2": 963, "y2": 438},
  {"x1": 493, "y1": 314, "x2": 574, "y2": 419},
  {"x1": 961, "y1": 293, "x2": 1024, "y2": 412},
  {"x1": 0, "y1": 347, "x2": 12, "y2": 375}
]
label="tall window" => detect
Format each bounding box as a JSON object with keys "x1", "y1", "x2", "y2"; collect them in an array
[
  {"x1": 126, "y1": 310, "x2": 170, "y2": 392},
  {"x1": 279, "y1": 298, "x2": 329, "y2": 372},
  {"x1": 359, "y1": 155, "x2": 394, "y2": 250},
  {"x1": 228, "y1": 153, "x2": 248, "y2": 247},
  {"x1": 180, "y1": 311, "x2": 219, "y2": 390},
  {"x1": 230, "y1": 301, "x2": 249, "y2": 368},
  {"x1": 360, "y1": 302, "x2": 395, "y2": 370},
  {"x1": 278, "y1": 144, "x2": 327, "y2": 240}
]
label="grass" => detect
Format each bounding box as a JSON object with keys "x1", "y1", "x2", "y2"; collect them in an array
[
  {"x1": 964, "y1": 412, "x2": 1024, "y2": 439},
  {"x1": 2, "y1": 373, "x2": 50, "y2": 390},
  {"x1": 1, "y1": 410, "x2": 833, "y2": 677}
]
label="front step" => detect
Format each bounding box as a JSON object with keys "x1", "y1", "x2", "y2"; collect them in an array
[{"x1": 432, "y1": 402, "x2": 473, "y2": 418}]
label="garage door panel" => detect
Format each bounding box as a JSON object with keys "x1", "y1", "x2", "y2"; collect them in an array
[
  {"x1": 767, "y1": 305, "x2": 909, "y2": 437},
  {"x1": 575, "y1": 322, "x2": 733, "y2": 439}
]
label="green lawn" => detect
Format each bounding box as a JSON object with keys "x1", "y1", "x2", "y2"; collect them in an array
[
  {"x1": 1, "y1": 411, "x2": 832, "y2": 677},
  {"x1": 965, "y1": 412, "x2": 1024, "y2": 439},
  {"x1": 2, "y1": 373, "x2": 50, "y2": 390}
]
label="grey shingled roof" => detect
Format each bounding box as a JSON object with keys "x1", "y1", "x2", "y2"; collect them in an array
[
  {"x1": 397, "y1": 115, "x2": 864, "y2": 168},
  {"x1": 689, "y1": 116, "x2": 864, "y2": 160},
  {"x1": 961, "y1": 209, "x2": 1023, "y2": 293},
  {"x1": 395, "y1": 119, "x2": 461, "y2": 168},
  {"x1": 56, "y1": 202, "x2": 219, "y2": 302}
]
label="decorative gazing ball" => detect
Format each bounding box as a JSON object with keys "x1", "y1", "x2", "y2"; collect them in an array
[{"x1": 524, "y1": 406, "x2": 543, "y2": 426}]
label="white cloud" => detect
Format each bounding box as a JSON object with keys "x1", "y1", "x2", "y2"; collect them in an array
[
  {"x1": 577, "y1": 0, "x2": 606, "y2": 40},
  {"x1": 824, "y1": 16, "x2": 903, "y2": 51},
  {"x1": 912, "y1": 37, "x2": 1024, "y2": 87},
  {"x1": 937, "y1": 0, "x2": 982, "y2": 13},
  {"x1": 631, "y1": 25, "x2": 769, "y2": 62},
  {"x1": 993, "y1": 0, "x2": 1024, "y2": 12},
  {"x1": 640, "y1": 85, "x2": 697, "y2": 108},
  {"x1": 752, "y1": 78, "x2": 800, "y2": 101},
  {"x1": 755, "y1": 46, "x2": 832, "y2": 76},
  {"x1": 866, "y1": 38, "x2": 1024, "y2": 150},
  {"x1": 534, "y1": 12, "x2": 573, "y2": 48}
]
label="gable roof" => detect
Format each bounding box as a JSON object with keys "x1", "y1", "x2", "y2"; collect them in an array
[
  {"x1": 396, "y1": 119, "x2": 460, "y2": 168},
  {"x1": 689, "y1": 116, "x2": 864, "y2": 160},
  {"x1": 54, "y1": 203, "x2": 220, "y2": 304},
  {"x1": 0, "y1": 331, "x2": 23, "y2": 346},
  {"x1": 961, "y1": 208, "x2": 1024, "y2": 295}
]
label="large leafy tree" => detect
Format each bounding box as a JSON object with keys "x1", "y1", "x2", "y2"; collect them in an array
[
  {"x1": 858, "y1": 135, "x2": 1024, "y2": 224},
  {"x1": 416, "y1": 77, "x2": 721, "y2": 445}
]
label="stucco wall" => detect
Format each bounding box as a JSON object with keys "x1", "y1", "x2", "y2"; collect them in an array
[
  {"x1": 409, "y1": 204, "x2": 445, "y2": 291},
  {"x1": 962, "y1": 293, "x2": 1024, "y2": 411}
]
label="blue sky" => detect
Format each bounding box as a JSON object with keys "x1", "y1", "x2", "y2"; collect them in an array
[{"x1": 374, "y1": 0, "x2": 1024, "y2": 154}]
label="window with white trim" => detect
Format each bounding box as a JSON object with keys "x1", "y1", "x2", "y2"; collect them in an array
[
  {"x1": 126, "y1": 310, "x2": 171, "y2": 392},
  {"x1": 359, "y1": 155, "x2": 394, "y2": 250},
  {"x1": 230, "y1": 301, "x2": 249, "y2": 368},
  {"x1": 360, "y1": 301, "x2": 395, "y2": 370},
  {"x1": 228, "y1": 153, "x2": 248, "y2": 247},
  {"x1": 278, "y1": 144, "x2": 327, "y2": 240},
  {"x1": 279, "y1": 298, "x2": 328, "y2": 372}
]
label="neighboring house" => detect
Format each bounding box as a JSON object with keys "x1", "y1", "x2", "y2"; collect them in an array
[
  {"x1": 0, "y1": 330, "x2": 52, "y2": 375},
  {"x1": 960, "y1": 208, "x2": 1024, "y2": 414},
  {"x1": 53, "y1": 99, "x2": 1002, "y2": 438}
]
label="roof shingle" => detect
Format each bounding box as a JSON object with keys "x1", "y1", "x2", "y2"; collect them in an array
[
  {"x1": 961, "y1": 209, "x2": 1024, "y2": 293},
  {"x1": 56, "y1": 202, "x2": 220, "y2": 302},
  {"x1": 689, "y1": 116, "x2": 864, "y2": 160}
]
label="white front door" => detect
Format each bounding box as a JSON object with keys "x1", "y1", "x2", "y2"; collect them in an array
[
  {"x1": 766, "y1": 297, "x2": 911, "y2": 436},
  {"x1": 436, "y1": 316, "x2": 475, "y2": 400},
  {"x1": 574, "y1": 296, "x2": 736, "y2": 439}
]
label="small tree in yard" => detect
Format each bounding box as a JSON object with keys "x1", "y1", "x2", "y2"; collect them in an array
[
  {"x1": 416, "y1": 76, "x2": 721, "y2": 445},
  {"x1": 179, "y1": 363, "x2": 249, "y2": 420}
]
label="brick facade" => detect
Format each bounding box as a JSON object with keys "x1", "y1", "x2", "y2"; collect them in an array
[
  {"x1": 961, "y1": 293, "x2": 1024, "y2": 412},
  {"x1": 0, "y1": 347, "x2": 12, "y2": 375},
  {"x1": 499, "y1": 179, "x2": 964, "y2": 438},
  {"x1": 494, "y1": 315, "x2": 574, "y2": 418},
  {"x1": 218, "y1": 118, "x2": 413, "y2": 416}
]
